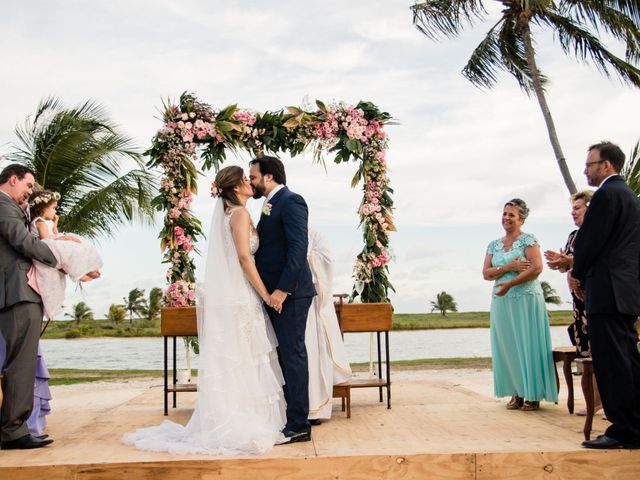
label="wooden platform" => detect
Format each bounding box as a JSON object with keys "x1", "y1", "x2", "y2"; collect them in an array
[{"x1": 1, "y1": 369, "x2": 639, "y2": 479}]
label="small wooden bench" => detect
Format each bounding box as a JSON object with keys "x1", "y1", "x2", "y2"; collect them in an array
[{"x1": 332, "y1": 383, "x2": 351, "y2": 418}]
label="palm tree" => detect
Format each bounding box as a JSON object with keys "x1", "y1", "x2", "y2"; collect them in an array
[
  {"x1": 123, "y1": 288, "x2": 148, "y2": 324},
  {"x1": 411, "y1": 1, "x2": 640, "y2": 194},
  {"x1": 622, "y1": 139, "x2": 640, "y2": 196},
  {"x1": 65, "y1": 301, "x2": 94, "y2": 327},
  {"x1": 106, "y1": 304, "x2": 127, "y2": 324},
  {"x1": 7, "y1": 97, "x2": 156, "y2": 239},
  {"x1": 430, "y1": 291, "x2": 458, "y2": 316},
  {"x1": 145, "y1": 287, "x2": 164, "y2": 322},
  {"x1": 541, "y1": 281, "x2": 562, "y2": 305}
]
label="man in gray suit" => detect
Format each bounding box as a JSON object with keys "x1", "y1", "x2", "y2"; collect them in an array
[{"x1": 0, "y1": 164, "x2": 57, "y2": 449}]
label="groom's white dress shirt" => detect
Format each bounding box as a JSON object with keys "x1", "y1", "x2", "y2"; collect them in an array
[{"x1": 266, "y1": 184, "x2": 285, "y2": 203}]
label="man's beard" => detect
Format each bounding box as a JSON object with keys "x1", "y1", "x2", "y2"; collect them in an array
[{"x1": 252, "y1": 182, "x2": 266, "y2": 199}]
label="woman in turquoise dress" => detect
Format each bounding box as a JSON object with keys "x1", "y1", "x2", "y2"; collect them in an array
[{"x1": 482, "y1": 198, "x2": 558, "y2": 411}]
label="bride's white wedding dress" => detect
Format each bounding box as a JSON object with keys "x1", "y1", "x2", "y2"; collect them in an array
[{"x1": 122, "y1": 202, "x2": 286, "y2": 455}]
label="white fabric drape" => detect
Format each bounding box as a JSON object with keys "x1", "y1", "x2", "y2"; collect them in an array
[{"x1": 306, "y1": 229, "x2": 352, "y2": 419}]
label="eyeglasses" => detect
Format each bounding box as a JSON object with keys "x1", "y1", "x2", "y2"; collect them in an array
[{"x1": 585, "y1": 160, "x2": 605, "y2": 168}]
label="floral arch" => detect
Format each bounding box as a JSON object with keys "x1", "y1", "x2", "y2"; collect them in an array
[{"x1": 148, "y1": 93, "x2": 395, "y2": 307}]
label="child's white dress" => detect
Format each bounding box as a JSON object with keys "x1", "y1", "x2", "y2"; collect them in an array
[{"x1": 29, "y1": 217, "x2": 103, "y2": 318}]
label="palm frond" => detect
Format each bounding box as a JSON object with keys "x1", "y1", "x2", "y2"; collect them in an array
[
  {"x1": 622, "y1": 139, "x2": 640, "y2": 196},
  {"x1": 60, "y1": 168, "x2": 156, "y2": 239},
  {"x1": 544, "y1": 11, "x2": 640, "y2": 87},
  {"x1": 461, "y1": 21, "x2": 503, "y2": 89},
  {"x1": 8, "y1": 97, "x2": 157, "y2": 239},
  {"x1": 498, "y1": 17, "x2": 548, "y2": 94},
  {"x1": 560, "y1": 0, "x2": 640, "y2": 63},
  {"x1": 562, "y1": 0, "x2": 640, "y2": 26},
  {"x1": 411, "y1": 0, "x2": 487, "y2": 40}
]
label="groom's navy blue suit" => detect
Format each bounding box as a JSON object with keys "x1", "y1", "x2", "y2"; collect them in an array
[{"x1": 255, "y1": 186, "x2": 316, "y2": 433}]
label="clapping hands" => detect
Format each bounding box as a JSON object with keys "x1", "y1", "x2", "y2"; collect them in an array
[{"x1": 544, "y1": 249, "x2": 572, "y2": 272}]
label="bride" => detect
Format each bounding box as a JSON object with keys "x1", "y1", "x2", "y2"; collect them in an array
[{"x1": 123, "y1": 166, "x2": 286, "y2": 455}]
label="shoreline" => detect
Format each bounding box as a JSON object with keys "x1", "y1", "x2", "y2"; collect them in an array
[{"x1": 42, "y1": 310, "x2": 573, "y2": 339}]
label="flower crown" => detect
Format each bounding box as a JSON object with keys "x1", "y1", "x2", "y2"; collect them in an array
[
  {"x1": 30, "y1": 191, "x2": 60, "y2": 207},
  {"x1": 211, "y1": 181, "x2": 222, "y2": 198}
]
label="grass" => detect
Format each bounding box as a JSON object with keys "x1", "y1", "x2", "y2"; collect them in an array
[
  {"x1": 48, "y1": 358, "x2": 492, "y2": 385},
  {"x1": 392, "y1": 310, "x2": 573, "y2": 330},
  {"x1": 48, "y1": 368, "x2": 163, "y2": 386},
  {"x1": 42, "y1": 310, "x2": 573, "y2": 339},
  {"x1": 42, "y1": 318, "x2": 162, "y2": 339}
]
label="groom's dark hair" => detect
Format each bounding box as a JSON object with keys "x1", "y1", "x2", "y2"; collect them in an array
[{"x1": 250, "y1": 156, "x2": 286, "y2": 185}]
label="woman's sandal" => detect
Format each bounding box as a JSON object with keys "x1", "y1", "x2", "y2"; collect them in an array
[
  {"x1": 506, "y1": 395, "x2": 524, "y2": 410},
  {"x1": 521, "y1": 400, "x2": 540, "y2": 411}
]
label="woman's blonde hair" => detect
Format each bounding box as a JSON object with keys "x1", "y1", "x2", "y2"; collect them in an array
[{"x1": 570, "y1": 189, "x2": 594, "y2": 206}]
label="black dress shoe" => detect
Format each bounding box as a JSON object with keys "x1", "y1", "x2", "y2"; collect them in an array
[
  {"x1": 582, "y1": 435, "x2": 626, "y2": 449},
  {"x1": 275, "y1": 429, "x2": 311, "y2": 445},
  {"x1": 1, "y1": 434, "x2": 54, "y2": 450},
  {"x1": 36, "y1": 434, "x2": 49, "y2": 440},
  {"x1": 309, "y1": 419, "x2": 322, "y2": 426}
]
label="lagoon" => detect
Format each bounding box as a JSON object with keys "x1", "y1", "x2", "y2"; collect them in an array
[{"x1": 40, "y1": 326, "x2": 573, "y2": 370}]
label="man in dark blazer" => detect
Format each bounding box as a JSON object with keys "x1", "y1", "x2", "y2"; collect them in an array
[
  {"x1": 249, "y1": 156, "x2": 316, "y2": 444},
  {"x1": 0, "y1": 164, "x2": 57, "y2": 450},
  {"x1": 572, "y1": 142, "x2": 640, "y2": 449}
]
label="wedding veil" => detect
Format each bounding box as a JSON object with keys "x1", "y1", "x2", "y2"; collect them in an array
[{"x1": 187, "y1": 199, "x2": 278, "y2": 453}]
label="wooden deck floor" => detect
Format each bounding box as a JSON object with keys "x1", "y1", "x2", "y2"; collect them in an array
[{"x1": 1, "y1": 369, "x2": 638, "y2": 479}]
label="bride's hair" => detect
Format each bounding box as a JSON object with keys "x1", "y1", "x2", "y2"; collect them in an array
[{"x1": 215, "y1": 166, "x2": 244, "y2": 210}]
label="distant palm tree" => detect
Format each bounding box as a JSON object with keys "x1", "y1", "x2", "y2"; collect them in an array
[
  {"x1": 65, "y1": 301, "x2": 94, "y2": 327},
  {"x1": 7, "y1": 97, "x2": 156, "y2": 239},
  {"x1": 622, "y1": 140, "x2": 640, "y2": 196},
  {"x1": 430, "y1": 291, "x2": 458, "y2": 317},
  {"x1": 106, "y1": 304, "x2": 127, "y2": 324},
  {"x1": 411, "y1": 1, "x2": 640, "y2": 194},
  {"x1": 145, "y1": 287, "x2": 164, "y2": 322},
  {"x1": 540, "y1": 281, "x2": 562, "y2": 305},
  {"x1": 123, "y1": 288, "x2": 148, "y2": 324}
]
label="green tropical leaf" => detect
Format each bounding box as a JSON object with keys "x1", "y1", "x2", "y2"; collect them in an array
[{"x1": 8, "y1": 97, "x2": 156, "y2": 239}]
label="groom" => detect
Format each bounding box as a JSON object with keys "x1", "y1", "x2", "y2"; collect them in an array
[{"x1": 249, "y1": 156, "x2": 316, "y2": 444}]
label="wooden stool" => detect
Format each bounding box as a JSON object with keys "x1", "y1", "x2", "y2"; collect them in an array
[
  {"x1": 576, "y1": 358, "x2": 595, "y2": 440},
  {"x1": 552, "y1": 346, "x2": 578, "y2": 413},
  {"x1": 333, "y1": 383, "x2": 351, "y2": 418}
]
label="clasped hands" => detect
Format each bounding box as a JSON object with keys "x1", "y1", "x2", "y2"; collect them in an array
[
  {"x1": 264, "y1": 289, "x2": 287, "y2": 314},
  {"x1": 568, "y1": 273, "x2": 585, "y2": 301},
  {"x1": 494, "y1": 257, "x2": 530, "y2": 297}
]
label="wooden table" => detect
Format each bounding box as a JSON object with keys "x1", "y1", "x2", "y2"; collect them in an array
[
  {"x1": 335, "y1": 302, "x2": 393, "y2": 410},
  {"x1": 160, "y1": 307, "x2": 198, "y2": 416}
]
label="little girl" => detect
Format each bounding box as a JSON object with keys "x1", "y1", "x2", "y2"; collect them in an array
[{"x1": 28, "y1": 190, "x2": 103, "y2": 318}]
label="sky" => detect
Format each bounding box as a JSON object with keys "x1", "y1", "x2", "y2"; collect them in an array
[{"x1": 1, "y1": 0, "x2": 639, "y2": 316}]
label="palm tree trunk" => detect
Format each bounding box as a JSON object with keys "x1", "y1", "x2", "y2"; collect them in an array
[{"x1": 521, "y1": 23, "x2": 577, "y2": 194}]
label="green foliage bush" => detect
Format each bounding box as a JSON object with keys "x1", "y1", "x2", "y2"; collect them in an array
[{"x1": 65, "y1": 329, "x2": 81, "y2": 339}]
